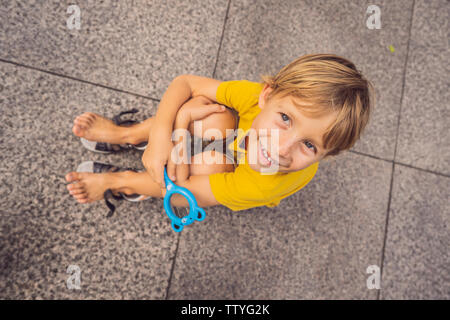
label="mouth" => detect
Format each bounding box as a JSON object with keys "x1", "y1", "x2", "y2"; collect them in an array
[{"x1": 257, "y1": 138, "x2": 279, "y2": 168}]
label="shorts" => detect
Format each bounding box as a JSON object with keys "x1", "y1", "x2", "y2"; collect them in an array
[
  {"x1": 188, "y1": 106, "x2": 238, "y2": 165},
  {"x1": 189, "y1": 135, "x2": 237, "y2": 165}
]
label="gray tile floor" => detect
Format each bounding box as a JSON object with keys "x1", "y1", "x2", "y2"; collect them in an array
[{"x1": 0, "y1": 0, "x2": 448, "y2": 299}]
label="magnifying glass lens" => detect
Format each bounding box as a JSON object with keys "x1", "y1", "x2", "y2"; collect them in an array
[{"x1": 169, "y1": 196, "x2": 190, "y2": 218}]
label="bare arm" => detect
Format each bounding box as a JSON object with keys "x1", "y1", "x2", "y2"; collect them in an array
[
  {"x1": 150, "y1": 74, "x2": 223, "y2": 140},
  {"x1": 150, "y1": 75, "x2": 191, "y2": 138},
  {"x1": 171, "y1": 108, "x2": 191, "y2": 183},
  {"x1": 115, "y1": 169, "x2": 219, "y2": 208},
  {"x1": 143, "y1": 74, "x2": 223, "y2": 188},
  {"x1": 142, "y1": 76, "x2": 192, "y2": 187},
  {"x1": 171, "y1": 174, "x2": 220, "y2": 208}
]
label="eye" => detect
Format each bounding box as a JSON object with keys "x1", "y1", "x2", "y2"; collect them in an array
[
  {"x1": 304, "y1": 141, "x2": 316, "y2": 153},
  {"x1": 280, "y1": 113, "x2": 290, "y2": 124}
]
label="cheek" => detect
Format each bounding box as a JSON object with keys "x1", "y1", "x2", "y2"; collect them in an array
[
  {"x1": 253, "y1": 112, "x2": 278, "y2": 130},
  {"x1": 287, "y1": 150, "x2": 316, "y2": 171}
]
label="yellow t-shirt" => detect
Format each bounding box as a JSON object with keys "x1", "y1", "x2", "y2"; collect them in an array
[{"x1": 208, "y1": 80, "x2": 319, "y2": 211}]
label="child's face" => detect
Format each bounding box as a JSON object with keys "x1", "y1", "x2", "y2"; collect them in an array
[{"x1": 248, "y1": 84, "x2": 337, "y2": 173}]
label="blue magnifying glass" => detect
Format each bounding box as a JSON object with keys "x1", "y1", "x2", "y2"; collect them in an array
[{"x1": 163, "y1": 167, "x2": 206, "y2": 232}]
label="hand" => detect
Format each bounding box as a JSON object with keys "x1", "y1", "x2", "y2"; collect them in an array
[
  {"x1": 180, "y1": 101, "x2": 227, "y2": 122},
  {"x1": 143, "y1": 101, "x2": 227, "y2": 188},
  {"x1": 142, "y1": 124, "x2": 174, "y2": 189}
]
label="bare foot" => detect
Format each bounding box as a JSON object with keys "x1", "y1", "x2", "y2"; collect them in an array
[
  {"x1": 72, "y1": 112, "x2": 130, "y2": 144},
  {"x1": 65, "y1": 171, "x2": 121, "y2": 204}
]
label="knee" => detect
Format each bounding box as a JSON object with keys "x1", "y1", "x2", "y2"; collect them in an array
[
  {"x1": 180, "y1": 95, "x2": 215, "y2": 111},
  {"x1": 188, "y1": 108, "x2": 236, "y2": 141},
  {"x1": 175, "y1": 96, "x2": 211, "y2": 123}
]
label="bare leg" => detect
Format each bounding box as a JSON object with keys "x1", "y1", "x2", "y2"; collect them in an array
[
  {"x1": 65, "y1": 170, "x2": 163, "y2": 204},
  {"x1": 65, "y1": 150, "x2": 233, "y2": 207},
  {"x1": 72, "y1": 95, "x2": 236, "y2": 146},
  {"x1": 67, "y1": 96, "x2": 237, "y2": 206},
  {"x1": 72, "y1": 112, "x2": 154, "y2": 145}
]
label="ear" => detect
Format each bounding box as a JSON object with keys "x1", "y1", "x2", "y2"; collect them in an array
[{"x1": 258, "y1": 83, "x2": 273, "y2": 109}]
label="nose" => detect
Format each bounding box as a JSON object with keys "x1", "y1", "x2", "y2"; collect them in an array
[{"x1": 277, "y1": 137, "x2": 297, "y2": 159}]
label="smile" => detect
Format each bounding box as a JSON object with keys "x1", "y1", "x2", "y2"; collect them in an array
[{"x1": 258, "y1": 139, "x2": 278, "y2": 167}]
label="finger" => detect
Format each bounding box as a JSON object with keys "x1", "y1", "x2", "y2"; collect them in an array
[
  {"x1": 152, "y1": 168, "x2": 161, "y2": 187},
  {"x1": 141, "y1": 154, "x2": 149, "y2": 170},
  {"x1": 197, "y1": 104, "x2": 226, "y2": 120},
  {"x1": 167, "y1": 156, "x2": 177, "y2": 181},
  {"x1": 216, "y1": 104, "x2": 226, "y2": 111},
  {"x1": 148, "y1": 168, "x2": 155, "y2": 182},
  {"x1": 209, "y1": 104, "x2": 225, "y2": 114},
  {"x1": 155, "y1": 165, "x2": 165, "y2": 188}
]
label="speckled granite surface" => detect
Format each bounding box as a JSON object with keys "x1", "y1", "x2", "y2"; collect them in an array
[
  {"x1": 214, "y1": 0, "x2": 414, "y2": 161},
  {"x1": 380, "y1": 165, "x2": 450, "y2": 299},
  {"x1": 0, "y1": 62, "x2": 177, "y2": 299},
  {"x1": 0, "y1": 0, "x2": 448, "y2": 299},
  {"x1": 169, "y1": 152, "x2": 391, "y2": 299},
  {"x1": 0, "y1": 0, "x2": 227, "y2": 99},
  {"x1": 395, "y1": 0, "x2": 450, "y2": 175}
]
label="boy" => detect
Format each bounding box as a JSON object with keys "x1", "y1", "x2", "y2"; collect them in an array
[{"x1": 65, "y1": 54, "x2": 373, "y2": 213}]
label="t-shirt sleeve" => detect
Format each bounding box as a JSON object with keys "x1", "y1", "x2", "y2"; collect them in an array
[{"x1": 216, "y1": 80, "x2": 263, "y2": 117}]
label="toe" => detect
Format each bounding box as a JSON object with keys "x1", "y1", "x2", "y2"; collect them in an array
[
  {"x1": 73, "y1": 122, "x2": 84, "y2": 132},
  {"x1": 74, "y1": 115, "x2": 84, "y2": 124},
  {"x1": 67, "y1": 182, "x2": 84, "y2": 191},
  {"x1": 73, "y1": 124, "x2": 83, "y2": 136},
  {"x1": 85, "y1": 113, "x2": 96, "y2": 121},
  {"x1": 74, "y1": 193, "x2": 88, "y2": 200},
  {"x1": 80, "y1": 113, "x2": 91, "y2": 121},
  {"x1": 83, "y1": 116, "x2": 93, "y2": 126},
  {"x1": 75, "y1": 118, "x2": 90, "y2": 128},
  {"x1": 65, "y1": 172, "x2": 79, "y2": 182},
  {"x1": 70, "y1": 188, "x2": 85, "y2": 196}
]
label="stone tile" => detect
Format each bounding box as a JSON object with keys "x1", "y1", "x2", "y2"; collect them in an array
[
  {"x1": 215, "y1": 0, "x2": 414, "y2": 160},
  {"x1": 396, "y1": 0, "x2": 450, "y2": 175},
  {"x1": 0, "y1": 0, "x2": 228, "y2": 98},
  {"x1": 380, "y1": 165, "x2": 450, "y2": 299},
  {"x1": 0, "y1": 62, "x2": 176, "y2": 299},
  {"x1": 168, "y1": 152, "x2": 391, "y2": 299},
  {"x1": 166, "y1": 205, "x2": 240, "y2": 299}
]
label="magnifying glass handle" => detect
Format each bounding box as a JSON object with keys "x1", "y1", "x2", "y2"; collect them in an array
[
  {"x1": 162, "y1": 166, "x2": 206, "y2": 232},
  {"x1": 163, "y1": 166, "x2": 175, "y2": 191}
]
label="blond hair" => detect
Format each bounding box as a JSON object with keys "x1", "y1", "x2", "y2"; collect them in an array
[{"x1": 260, "y1": 54, "x2": 374, "y2": 157}]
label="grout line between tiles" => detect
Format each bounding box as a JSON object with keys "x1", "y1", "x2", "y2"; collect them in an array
[
  {"x1": 164, "y1": 0, "x2": 231, "y2": 300},
  {"x1": 348, "y1": 149, "x2": 392, "y2": 163},
  {"x1": 394, "y1": 161, "x2": 449, "y2": 178},
  {"x1": 348, "y1": 150, "x2": 449, "y2": 178},
  {"x1": 377, "y1": 0, "x2": 416, "y2": 300},
  {"x1": 164, "y1": 232, "x2": 181, "y2": 300},
  {"x1": 0, "y1": 58, "x2": 160, "y2": 102},
  {"x1": 377, "y1": 162, "x2": 396, "y2": 300},
  {"x1": 212, "y1": 0, "x2": 231, "y2": 78},
  {"x1": 392, "y1": 0, "x2": 416, "y2": 163}
]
